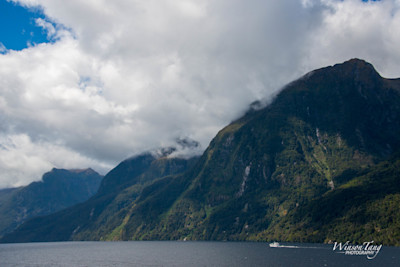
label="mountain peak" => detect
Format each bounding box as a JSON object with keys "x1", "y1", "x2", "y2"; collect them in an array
[
  {"x1": 329, "y1": 58, "x2": 381, "y2": 85},
  {"x1": 340, "y1": 57, "x2": 369, "y2": 66},
  {"x1": 0, "y1": 167, "x2": 103, "y2": 238},
  {"x1": 48, "y1": 167, "x2": 100, "y2": 176},
  {"x1": 3, "y1": 59, "x2": 400, "y2": 245},
  {"x1": 334, "y1": 58, "x2": 377, "y2": 74},
  {"x1": 69, "y1": 168, "x2": 98, "y2": 175}
]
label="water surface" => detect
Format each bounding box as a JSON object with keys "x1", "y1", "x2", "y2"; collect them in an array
[{"x1": 0, "y1": 241, "x2": 398, "y2": 266}]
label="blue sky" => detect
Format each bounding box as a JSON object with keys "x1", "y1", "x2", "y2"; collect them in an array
[{"x1": 0, "y1": 0, "x2": 50, "y2": 50}]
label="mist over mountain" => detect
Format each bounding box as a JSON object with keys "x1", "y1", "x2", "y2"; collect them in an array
[
  {"x1": 2, "y1": 59, "x2": 400, "y2": 245},
  {"x1": 0, "y1": 168, "x2": 102, "y2": 237}
]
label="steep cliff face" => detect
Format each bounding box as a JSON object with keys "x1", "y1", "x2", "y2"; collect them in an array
[
  {"x1": 1, "y1": 154, "x2": 198, "y2": 242},
  {"x1": 0, "y1": 168, "x2": 103, "y2": 237},
  {"x1": 119, "y1": 59, "x2": 400, "y2": 243},
  {"x1": 3, "y1": 59, "x2": 400, "y2": 245}
]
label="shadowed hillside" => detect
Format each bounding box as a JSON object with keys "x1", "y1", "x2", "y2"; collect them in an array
[
  {"x1": 3, "y1": 59, "x2": 400, "y2": 245},
  {"x1": 0, "y1": 168, "x2": 103, "y2": 237}
]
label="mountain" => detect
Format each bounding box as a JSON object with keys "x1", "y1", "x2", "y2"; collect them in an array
[
  {"x1": 0, "y1": 168, "x2": 103, "y2": 237},
  {"x1": 0, "y1": 153, "x2": 198, "y2": 242},
  {"x1": 2, "y1": 58, "x2": 400, "y2": 245},
  {"x1": 114, "y1": 58, "x2": 400, "y2": 244}
]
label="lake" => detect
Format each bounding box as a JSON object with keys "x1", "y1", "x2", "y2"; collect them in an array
[{"x1": 0, "y1": 241, "x2": 398, "y2": 266}]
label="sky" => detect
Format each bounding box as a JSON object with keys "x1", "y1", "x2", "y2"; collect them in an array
[
  {"x1": 0, "y1": 0, "x2": 399, "y2": 188},
  {"x1": 0, "y1": 0, "x2": 46, "y2": 50}
]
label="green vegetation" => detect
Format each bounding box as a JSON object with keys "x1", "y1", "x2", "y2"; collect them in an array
[
  {"x1": 2, "y1": 58, "x2": 400, "y2": 245},
  {"x1": 0, "y1": 154, "x2": 198, "y2": 242},
  {"x1": 0, "y1": 168, "x2": 102, "y2": 238}
]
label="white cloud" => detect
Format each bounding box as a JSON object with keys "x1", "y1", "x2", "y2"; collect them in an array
[
  {"x1": 0, "y1": 0, "x2": 400, "y2": 188},
  {"x1": 0, "y1": 43, "x2": 6, "y2": 54},
  {"x1": 0, "y1": 133, "x2": 112, "y2": 187},
  {"x1": 34, "y1": 17, "x2": 70, "y2": 41},
  {"x1": 305, "y1": 0, "x2": 400, "y2": 77}
]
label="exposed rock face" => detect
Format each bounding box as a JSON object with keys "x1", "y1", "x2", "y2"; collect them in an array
[
  {"x1": 3, "y1": 59, "x2": 400, "y2": 245},
  {"x1": 0, "y1": 168, "x2": 103, "y2": 237}
]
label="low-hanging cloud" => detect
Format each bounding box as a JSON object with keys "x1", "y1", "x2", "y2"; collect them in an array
[{"x1": 0, "y1": 0, "x2": 399, "y2": 188}]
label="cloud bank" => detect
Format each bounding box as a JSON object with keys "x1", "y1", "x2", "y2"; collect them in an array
[{"x1": 0, "y1": 0, "x2": 399, "y2": 187}]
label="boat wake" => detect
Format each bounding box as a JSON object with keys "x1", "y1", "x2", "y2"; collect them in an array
[
  {"x1": 269, "y1": 242, "x2": 298, "y2": 248},
  {"x1": 269, "y1": 242, "x2": 321, "y2": 249}
]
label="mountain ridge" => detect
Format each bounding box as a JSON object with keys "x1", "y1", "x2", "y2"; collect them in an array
[
  {"x1": 0, "y1": 168, "x2": 103, "y2": 237},
  {"x1": 118, "y1": 58, "x2": 400, "y2": 243},
  {"x1": 0, "y1": 154, "x2": 199, "y2": 242},
  {"x1": 2, "y1": 58, "x2": 400, "y2": 245}
]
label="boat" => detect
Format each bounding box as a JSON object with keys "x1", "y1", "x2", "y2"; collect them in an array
[{"x1": 269, "y1": 242, "x2": 280, "y2": 248}]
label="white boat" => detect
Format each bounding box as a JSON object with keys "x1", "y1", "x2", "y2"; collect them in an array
[{"x1": 269, "y1": 242, "x2": 280, "y2": 247}]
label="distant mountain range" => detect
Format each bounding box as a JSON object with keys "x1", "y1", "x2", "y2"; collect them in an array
[
  {"x1": 0, "y1": 168, "x2": 103, "y2": 237},
  {"x1": 2, "y1": 59, "x2": 400, "y2": 245}
]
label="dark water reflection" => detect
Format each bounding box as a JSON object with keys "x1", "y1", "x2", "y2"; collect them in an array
[{"x1": 0, "y1": 241, "x2": 398, "y2": 266}]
